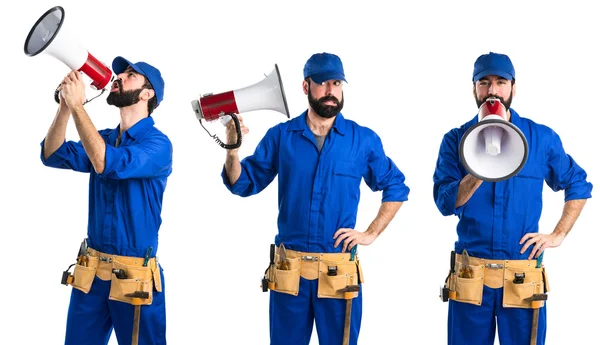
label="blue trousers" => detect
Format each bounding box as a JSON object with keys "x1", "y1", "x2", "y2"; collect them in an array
[
  {"x1": 270, "y1": 277, "x2": 362, "y2": 345},
  {"x1": 64, "y1": 268, "x2": 166, "y2": 345},
  {"x1": 449, "y1": 285, "x2": 546, "y2": 345}
]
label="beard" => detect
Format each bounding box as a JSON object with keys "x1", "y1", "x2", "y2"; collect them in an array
[
  {"x1": 476, "y1": 92, "x2": 513, "y2": 111},
  {"x1": 106, "y1": 79, "x2": 143, "y2": 108},
  {"x1": 308, "y1": 87, "x2": 344, "y2": 119}
]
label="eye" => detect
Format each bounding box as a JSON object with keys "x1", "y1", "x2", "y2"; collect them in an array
[{"x1": 334, "y1": 80, "x2": 342, "y2": 86}]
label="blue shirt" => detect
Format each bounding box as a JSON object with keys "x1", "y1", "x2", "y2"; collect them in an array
[
  {"x1": 41, "y1": 117, "x2": 172, "y2": 258},
  {"x1": 223, "y1": 111, "x2": 410, "y2": 253},
  {"x1": 433, "y1": 109, "x2": 592, "y2": 260}
]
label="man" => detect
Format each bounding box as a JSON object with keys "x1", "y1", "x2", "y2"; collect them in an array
[
  {"x1": 433, "y1": 52, "x2": 593, "y2": 345},
  {"x1": 222, "y1": 52, "x2": 409, "y2": 345},
  {"x1": 41, "y1": 56, "x2": 172, "y2": 345}
]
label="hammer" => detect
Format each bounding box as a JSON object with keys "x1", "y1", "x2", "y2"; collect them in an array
[
  {"x1": 524, "y1": 293, "x2": 547, "y2": 345},
  {"x1": 337, "y1": 285, "x2": 360, "y2": 345}
]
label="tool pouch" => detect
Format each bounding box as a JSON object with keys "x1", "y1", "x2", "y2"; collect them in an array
[
  {"x1": 66, "y1": 255, "x2": 99, "y2": 294},
  {"x1": 268, "y1": 253, "x2": 301, "y2": 296},
  {"x1": 317, "y1": 258, "x2": 362, "y2": 299},
  {"x1": 109, "y1": 260, "x2": 157, "y2": 306},
  {"x1": 447, "y1": 261, "x2": 484, "y2": 306},
  {"x1": 502, "y1": 265, "x2": 548, "y2": 308}
]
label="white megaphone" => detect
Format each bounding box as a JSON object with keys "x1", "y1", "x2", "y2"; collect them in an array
[
  {"x1": 191, "y1": 64, "x2": 290, "y2": 149},
  {"x1": 24, "y1": 6, "x2": 114, "y2": 103},
  {"x1": 459, "y1": 98, "x2": 528, "y2": 182}
]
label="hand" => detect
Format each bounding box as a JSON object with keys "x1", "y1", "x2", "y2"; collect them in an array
[
  {"x1": 225, "y1": 114, "x2": 249, "y2": 150},
  {"x1": 60, "y1": 71, "x2": 86, "y2": 110},
  {"x1": 519, "y1": 232, "x2": 566, "y2": 260},
  {"x1": 333, "y1": 228, "x2": 377, "y2": 253}
]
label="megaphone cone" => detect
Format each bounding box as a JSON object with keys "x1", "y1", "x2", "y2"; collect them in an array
[
  {"x1": 191, "y1": 64, "x2": 290, "y2": 149},
  {"x1": 459, "y1": 98, "x2": 528, "y2": 182},
  {"x1": 24, "y1": 6, "x2": 114, "y2": 93}
]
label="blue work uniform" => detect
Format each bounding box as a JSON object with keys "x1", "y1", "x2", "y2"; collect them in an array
[
  {"x1": 41, "y1": 117, "x2": 172, "y2": 345},
  {"x1": 223, "y1": 111, "x2": 409, "y2": 345},
  {"x1": 433, "y1": 109, "x2": 592, "y2": 345}
]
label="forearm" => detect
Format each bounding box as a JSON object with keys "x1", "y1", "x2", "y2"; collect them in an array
[
  {"x1": 455, "y1": 174, "x2": 483, "y2": 208},
  {"x1": 365, "y1": 201, "x2": 403, "y2": 238},
  {"x1": 224, "y1": 151, "x2": 242, "y2": 185},
  {"x1": 552, "y1": 199, "x2": 587, "y2": 239},
  {"x1": 70, "y1": 106, "x2": 106, "y2": 174},
  {"x1": 43, "y1": 105, "x2": 71, "y2": 159}
]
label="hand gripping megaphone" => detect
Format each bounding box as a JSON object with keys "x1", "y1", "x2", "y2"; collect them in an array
[
  {"x1": 191, "y1": 64, "x2": 290, "y2": 149},
  {"x1": 459, "y1": 98, "x2": 528, "y2": 182},
  {"x1": 24, "y1": 6, "x2": 114, "y2": 104}
]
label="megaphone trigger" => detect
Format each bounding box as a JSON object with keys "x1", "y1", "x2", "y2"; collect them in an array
[{"x1": 220, "y1": 115, "x2": 233, "y2": 126}]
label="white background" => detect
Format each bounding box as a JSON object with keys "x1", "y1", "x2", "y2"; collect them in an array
[{"x1": 2, "y1": 0, "x2": 598, "y2": 344}]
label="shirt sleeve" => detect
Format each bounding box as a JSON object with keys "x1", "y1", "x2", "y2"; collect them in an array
[
  {"x1": 544, "y1": 129, "x2": 593, "y2": 201},
  {"x1": 363, "y1": 132, "x2": 410, "y2": 202},
  {"x1": 222, "y1": 126, "x2": 279, "y2": 197},
  {"x1": 433, "y1": 130, "x2": 465, "y2": 216},
  {"x1": 40, "y1": 139, "x2": 92, "y2": 173},
  {"x1": 98, "y1": 134, "x2": 172, "y2": 179}
]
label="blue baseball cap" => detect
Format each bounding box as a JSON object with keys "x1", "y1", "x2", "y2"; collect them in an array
[
  {"x1": 303, "y1": 52, "x2": 347, "y2": 84},
  {"x1": 472, "y1": 52, "x2": 515, "y2": 82},
  {"x1": 112, "y1": 56, "x2": 165, "y2": 107}
]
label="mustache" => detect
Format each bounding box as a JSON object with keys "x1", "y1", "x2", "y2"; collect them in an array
[{"x1": 318, "y1": 95, "x2": 340, "y2": 105}]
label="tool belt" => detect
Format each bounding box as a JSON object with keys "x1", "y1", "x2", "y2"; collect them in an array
[
  {"x1": 62, "y1": 245, "x2": 162, "y2": 306},
  {"x1": 262, "y1": 246, "x2": 364, "y2": 300},
  {"x1": 441, "y1": 251, "x2": 550, "y2": 309}
]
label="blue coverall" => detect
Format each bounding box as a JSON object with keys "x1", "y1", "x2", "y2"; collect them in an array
[
  {"x1": 42, "y1": 117, "x2": 172, "y2": 345},
  {"x1": 433, "y1": 109, "x2": 592, "y2": 345},
  {"x1": 223, "y1": 111, "x2": 410, "y2": 345}
]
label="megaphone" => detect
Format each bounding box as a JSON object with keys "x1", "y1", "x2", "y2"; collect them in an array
[
  {"x1": 191, "y1": 64, "x2": 290, "y2": 149},
  {"x1": 459, "y1": 98, "x2": 528, "y2": 182},
  {"x1": 24, "y1": 6, "x2": 114, "y2": 103}
]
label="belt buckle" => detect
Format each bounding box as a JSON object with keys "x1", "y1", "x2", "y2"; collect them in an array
[
  {"x1": 302, "y1": 255, "x2": 318, "y2": 262},
  {"x1": 486, "y1": 263, "x2": 503, "y2": 269},
  {"x1": 99, "y1": 256, "x2": 113, "y2": 263}
]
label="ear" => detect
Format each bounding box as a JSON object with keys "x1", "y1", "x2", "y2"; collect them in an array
[
  {"x1": 302, "y1": 80, "x2": 309, "y2": 96},
  {"x1": 142, "y1": 89, "x2": 155, "y2": 101},
  {"x1": 511, "y1": 82, "x2": 517, "y2": 98},
  {"x1": 472, "y1": 84, "x2": 477, "y2": 99}
]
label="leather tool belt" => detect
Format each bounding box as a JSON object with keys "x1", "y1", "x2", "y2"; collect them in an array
[
  {"x1": 62, "y1": 246, "x2": 162, "y2": 306},
  {"x1": 263, "y1": 247, "x2": 364, "y2": 299},
  {"x1": 442, "y1": 252, "x2": 550, "y2": 308}
]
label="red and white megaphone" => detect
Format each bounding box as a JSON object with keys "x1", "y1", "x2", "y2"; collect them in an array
[
  {"x1": 191, "y1": 64, "x2": 290, "y2": 149},
  {"x1": 459, "y1": 98, "x2": 528, "y2": 182},
  {"x1": 24, "y1": 6, "x2": 114, "y2": 103}
]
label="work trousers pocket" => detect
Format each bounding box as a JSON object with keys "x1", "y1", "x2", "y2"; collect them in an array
[
  {"x1": 317, "y1": 260, "x2": 359, "y2": 299},
  {"x1": 109, "y1": 260, "x2": 154, "y2": 305},
  {"x1": 71, "y1": 256, "x2": 99, "y2": 294},
  {"x1": 503, "y1": 266, "x2": 545, "y2": 308},
  {"x1": 451, "y1": 264, "x2": 484, "y2": 305},
  {"x1": 272, "y1": 257, "x2": 301, "y2": 296}
]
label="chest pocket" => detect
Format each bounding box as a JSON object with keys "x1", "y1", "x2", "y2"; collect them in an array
[
  {"x1": 330, "y1": 161, "x2": 362, "y2": 211},
  {"x1": 512, "y1": 163, "x2": 544, "y2": 216}
]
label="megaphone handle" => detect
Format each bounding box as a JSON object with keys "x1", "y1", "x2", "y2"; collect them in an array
[
  {"x1": 54, "y1": 84, "x2": 61, "y2": 104},
  {"x1": 198, "y1": 113, "x2": 243, "y2": 150},
  {"x1": 218, "y1": 113, "x2": 242, "y2": 150}
]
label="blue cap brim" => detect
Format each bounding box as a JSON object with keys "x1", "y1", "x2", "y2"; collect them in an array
[
  {"x1": 311, "y1": 72, "x2": 347, "y2": 84},
  {"x1": 113, "y1": 56, "x2": 149, "y2": 79},
  {"x1": 473, "y1": 69, "x2": 513, "y2": 82}
]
